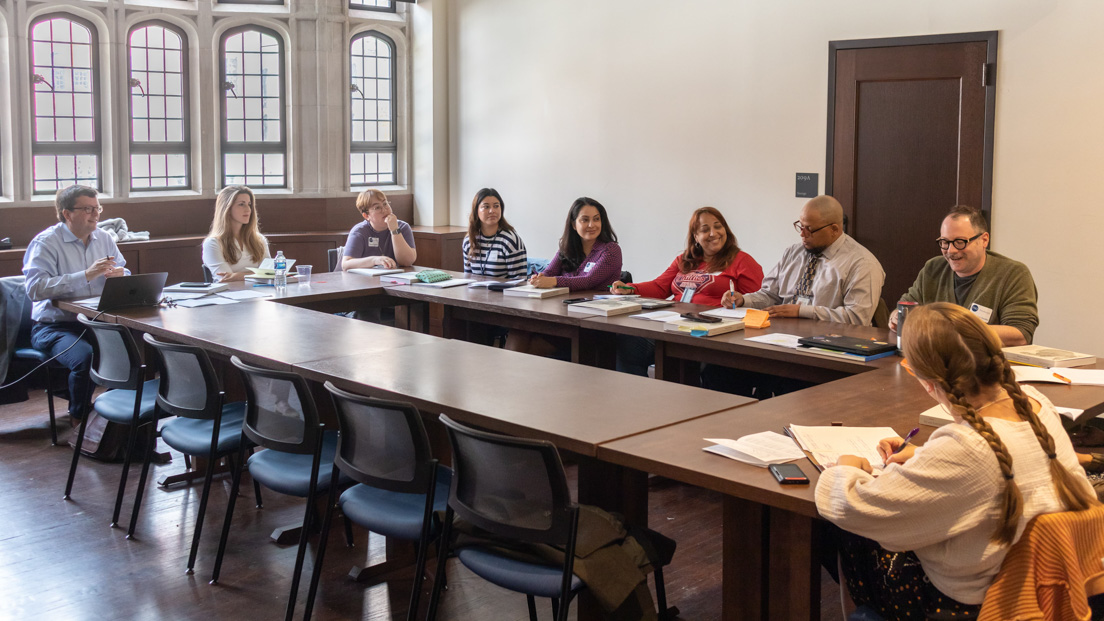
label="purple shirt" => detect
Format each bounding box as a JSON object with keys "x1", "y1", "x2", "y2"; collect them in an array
[
  {"x1": 343, "y1": 219, "x2": 416, "y2": 261},
  {"x1": 541, "y1": 241, "x2": 622, "y2": 291}
]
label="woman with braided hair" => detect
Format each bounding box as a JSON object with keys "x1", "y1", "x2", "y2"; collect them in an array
[{"x1": 815, "y1": 302, "x2": 1098, "y2": 619}]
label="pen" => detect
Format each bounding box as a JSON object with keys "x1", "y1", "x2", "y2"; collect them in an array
[
  {"x1": 728, "y1": 280, "x2": 735, "y2": 309},
  {"x1": 253, "y1": 283, "x2": 275, "y2": 288},
  {"x1": 1053, "y1": 372, "x2": 1073, "y2": 384},
  {"x1": 890, "y1": 427, "x2": 921, "y2": 459},
  {"x1": 610, "y1": 283, "x2": 635, "y2": 293}
]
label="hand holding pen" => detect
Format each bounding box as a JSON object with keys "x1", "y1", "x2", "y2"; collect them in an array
[{"x1": 878, "y1": 427, "x2": 920, "y2": 466}]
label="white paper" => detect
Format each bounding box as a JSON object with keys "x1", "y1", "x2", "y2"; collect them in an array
[
  {"x1": 701, "y1": 307, "x2": 748, "y2": 319},
  {"x1": 467, "y1": 278, "x2": 526, "y2": 288},
  {"x1": 593, "y1": 294, "x2": 639, "y2": 300},
  {"x1": 630, "y1": 311, "x2": 682, "y2": 322},
  {"x1": 1014, "y1": 366, "x2": 1104, "y2": 386},
  {"x1": 746, "y1": 333, "x2": 804, "y2": 348},
  {"x1": 1056, "y1": 406, "x2": 1085, "y2": 420},
  {"x1": 703, "y1": 432, "x2": 806, "y2": 467},
  {"x1": 175, "y1": 297, "x2": 239, "y2": 308},
  {"x1": 348, "y1": 267, "x2": 404, "y2": 277},
  {"x1": 162, "y1": 291, "x2": 210, "y2": 300},
  {"x1": 788, "y1": 425, "x2": 898, "y2": 471},
  {"x1": 217, "y1": 289, "x2": 272, "y2": 300},
  {"x1": 412, "y1": 278, "x2": 476, "y2": 288}
]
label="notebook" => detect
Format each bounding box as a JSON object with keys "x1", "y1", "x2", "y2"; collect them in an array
[{"x1": 95, "y1": 273, "x2": 168, "y2": 312}]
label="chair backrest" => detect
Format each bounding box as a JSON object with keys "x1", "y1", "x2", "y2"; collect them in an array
[
  {"x1": 526, "y1": 257, "x2": 550, "y2": 277},
  {"x1": 619, "y1": 270, "x2": 633, "y2": 284},
  {"x1": 76, "y1": 314, "x2": 144, "y2": 390},
  {"x1": 979, "y1": 504, "x2": 1104, "y2": 621},
  {"x1": 230, "y1": 355, "x2": 323, "y2": 454},
  {"x1": 202, "y1": 265, "x2": 215, "y2": 284},
  {"x1": 328, "y1": 247, "x2": 343, "y2": 272},
  {"x1": 324, "y1": 381, "x2": 436, "y2": 493},
  {"x1": 6, "y1": 276, "x2": 35, "y2": 349},
  {"x1": 143, "y1": 333, "x2": 221, "y2": 420},
  {"x1": 439, "y1": 414, "x2": 575, "y2": 546}
]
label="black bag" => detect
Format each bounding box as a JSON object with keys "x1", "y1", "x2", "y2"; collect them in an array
[{"x1": 68, "y1": 410, "x2": 156, "y2": 463}]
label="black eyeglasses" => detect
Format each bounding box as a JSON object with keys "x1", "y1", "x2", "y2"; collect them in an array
[
  {"x1": 67, "y1": 205, "x2": 103, "y2": 215},
  {"x1": 936, "y1": 233, "x2": 983, "y2": 251},
  {"x1": 793, "y1": 221, "x2": 833, "y2": 235}
]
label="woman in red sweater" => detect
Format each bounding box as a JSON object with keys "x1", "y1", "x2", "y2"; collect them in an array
[{"x1": 611, "y1": 207, "x2": 763, "y2": 376}]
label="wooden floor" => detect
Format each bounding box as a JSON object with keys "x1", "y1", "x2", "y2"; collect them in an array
[{"x1": 0, "y1": 388, "x2": 846, "y2": 621}]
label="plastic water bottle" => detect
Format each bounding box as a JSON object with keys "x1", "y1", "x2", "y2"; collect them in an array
[{"x1": 274, "y1": 251, "x2": 287, "y2": 289}]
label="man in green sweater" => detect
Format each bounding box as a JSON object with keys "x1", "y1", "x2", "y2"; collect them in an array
[{"x1": 890, "y1": 205, "x2": 1038, "y2": 346}]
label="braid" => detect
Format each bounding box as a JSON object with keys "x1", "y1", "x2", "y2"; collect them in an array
[
  {"x1": 997, "y1": 357, "x2": 1099, "y2": 514},
  {"x1": 943, "y1": 380, "x2": 1023, "y2": 544}
]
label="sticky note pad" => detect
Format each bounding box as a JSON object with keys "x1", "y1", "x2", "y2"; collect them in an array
[{"x1": 744, "y1": 308, "x2": 771, "y2": 329}]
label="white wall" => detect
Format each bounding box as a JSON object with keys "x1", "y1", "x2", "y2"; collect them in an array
[{"x1": 446, "y1": 0, "x2": 1104, "y2": 353}]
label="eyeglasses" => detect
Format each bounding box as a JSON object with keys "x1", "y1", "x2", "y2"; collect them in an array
[
  {"x1": 793, "y1": 221, "x2": 833, "y2": 235},
  {"x1": 900, "y1": 358, "x2": 916, "y2": 377},
  {"x1": 67, "y1": 205, "x2": 103, "y2": 215},
  {"x1": 365, "y1": 201, "x2": 391, "y2": 213},
  {"x1": 936, "y1": 233, "x2": 983, "y2": 251}
]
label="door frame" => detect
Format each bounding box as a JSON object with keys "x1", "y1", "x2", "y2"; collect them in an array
[{"x1": 825, "y1": 31, "x2": 999, "y2": 221}]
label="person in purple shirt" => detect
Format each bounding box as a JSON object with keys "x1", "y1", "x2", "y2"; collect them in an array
[
  {"x1": 529, "y1": 197, "x2": 622, "y2": 291},
  {"x1": 508, "y1": 197, "x2": 623, "y2": 356},
  {"x1": 342, "y1": 189, "x2": 417, "y2": 270}
]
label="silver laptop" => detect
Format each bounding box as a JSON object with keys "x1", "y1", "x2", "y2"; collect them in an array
[{"x1": 97, "y1": 273, "x2": 169, "y2": 312}]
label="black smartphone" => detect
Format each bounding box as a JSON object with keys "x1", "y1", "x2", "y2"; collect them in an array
[
  {"x1": 562, "y1": 298, "x2": 589, "y2": 305},
  {"x1": 180, "y1": 282, "x2": 210, "y2": 288},
  {"x1": 768, "y1": 463, "x2": 809, "y2": 485},
  {"x1": 680, "y1": 312, "x2": 722, "y2": 323}
]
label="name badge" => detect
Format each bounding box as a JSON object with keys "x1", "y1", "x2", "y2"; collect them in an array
[
  {"x1": 679, "y1": 286, "x2": 697, "y2": 304},
  {"x1": 970, "y1": 303, "x2": 994, "y2": 323},
  {"x1": 368, "y1": 237, "x2": 380, "y2": 248},
  {"x1": 583, "y1": 262, "x2": 596, "y2": 273},
  {"x1": 796, "y1": 295, "x2": 813, "y2": 306},
  {"x1": 487, "y1": 250, "x2": 499, "y2": 263}
]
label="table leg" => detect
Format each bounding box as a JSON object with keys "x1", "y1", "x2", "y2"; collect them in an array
[
  {"x1": 722, "y1": 496, "x2": 767, "y2": 620},
  {"x1": 766, "y1": 508, "x2": 820, "y2": 621}
]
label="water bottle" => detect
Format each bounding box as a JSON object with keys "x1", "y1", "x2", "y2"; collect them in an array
[{"x1": 274, "y1": 251, "x2": 287, "y2": 289}]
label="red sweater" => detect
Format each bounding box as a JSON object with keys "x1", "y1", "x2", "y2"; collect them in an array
[{"x1": 632, "y1": 252, "x2": 764, "y2": 307}]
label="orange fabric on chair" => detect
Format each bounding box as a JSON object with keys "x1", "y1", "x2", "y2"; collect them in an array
[{"x1": 978, "y1": 504, "x2": 1104, "y2": 621}]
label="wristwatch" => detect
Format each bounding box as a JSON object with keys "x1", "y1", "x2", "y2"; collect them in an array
[{"x1": 390, "y1": 229, "x2": 401, "y2": 235}]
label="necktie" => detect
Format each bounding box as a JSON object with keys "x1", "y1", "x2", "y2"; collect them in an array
[{"x1": 795, "y1": 252, "x2": 821, "y2": 299}]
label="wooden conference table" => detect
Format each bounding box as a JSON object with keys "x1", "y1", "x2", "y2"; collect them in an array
[{"x1": 61, "y1": 273, "x2": 1104, "y2": 621}]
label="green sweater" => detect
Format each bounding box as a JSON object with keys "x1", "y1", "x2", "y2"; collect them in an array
[{"x1": 901, "y1": 251, "x2": 1039, "y2": 343}]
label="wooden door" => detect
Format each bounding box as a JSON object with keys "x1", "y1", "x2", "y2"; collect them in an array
[{"x1": 827, "y1": 32, "x2": 997, "y2": 305}]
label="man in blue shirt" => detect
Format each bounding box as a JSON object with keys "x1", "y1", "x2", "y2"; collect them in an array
[{"x1": 23, "y1": 185, "x2": 127, "y2": 421}]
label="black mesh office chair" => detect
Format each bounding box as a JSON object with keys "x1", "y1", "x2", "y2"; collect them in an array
[
  {"x1": 301, "y1": 382, "x2": 452, "y2": 621},
  {"x1": 5, "y1": 276, "x2": 64, "y2": 444},
  {"x1": 71, "y1": 315, "x2": 161, "y2": 535},
  {"x1": 212, "y1": 356, "x2": 346, "y2": 621},
  {"x1": 142, "y1": 334, "x2": 261, "y2": 571}
]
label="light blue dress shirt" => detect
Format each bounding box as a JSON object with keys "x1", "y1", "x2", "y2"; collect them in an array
[{"x1": 23, "y1": 222, "x2": 127, "y2": 323}]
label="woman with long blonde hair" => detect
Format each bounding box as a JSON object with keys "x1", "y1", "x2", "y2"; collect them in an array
[
  {"x1": 816, "y1": 302, "x2": 1097, "y2": 618},
  {"x1": 202, "y1": 186, "x2": 270, "y2": 282}
]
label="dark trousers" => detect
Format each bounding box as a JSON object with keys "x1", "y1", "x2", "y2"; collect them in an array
[{"x1": 30, "y1": 321, "x2": 94, "y2": 419}]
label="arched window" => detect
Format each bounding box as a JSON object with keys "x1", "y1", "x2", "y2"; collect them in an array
[
  {"x1": 128, "y1": 22, "x2": 189, "y2": 190},
  {"x1": 30, "y1": 14, "x2": 100, "y2": 193},
  {"x1": 349, "y1": 32, "x2": 395, "y2": 187},
  {"x1": 350, "y1": 0, "x2": 395, "y2": 12},
  {"x1": 220, "y1": 26, "x2": 285, "y2": 188}
]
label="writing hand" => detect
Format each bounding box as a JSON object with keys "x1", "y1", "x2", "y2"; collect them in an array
[
  {"x1": 609, "y1": 281, "x2": 632, "y2": 294},
  {"x1": 877, "y1": 436, "x2": 916, "y2": 466},
  {"x1": 835, "y1": 454, "x2": 873, "y2": 474},
  {"x1": 721, "y1": 290, "x2": 743, "y2": 309},
  {"x1": 529, "y1": 274, "x2": 556, "y2": 288},
  {"x1": 764, "y1": 304, "x2": 800, "y2": 318}
]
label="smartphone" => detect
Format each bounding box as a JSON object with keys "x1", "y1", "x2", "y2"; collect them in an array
[
  {"x1": 562, "y1": 298, "x2": 589, "y2": 304},
  {"x1": 680, "y1": 312, "x2": 722, "y2": 323},
  {"x1": 769, "y1": 463, "x2": 809, "y2": 485},
  {"x1": 179, "y1": 282, "x2": 211, "y2": 288}
]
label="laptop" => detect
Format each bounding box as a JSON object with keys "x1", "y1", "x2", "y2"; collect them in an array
[{"x1": 96, "y1": 273, "x2": 169, "y2": 312}]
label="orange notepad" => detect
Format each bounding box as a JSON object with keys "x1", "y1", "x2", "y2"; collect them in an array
[{"x1": 744, "y1": 308, "x2": 771, "y2": 329}]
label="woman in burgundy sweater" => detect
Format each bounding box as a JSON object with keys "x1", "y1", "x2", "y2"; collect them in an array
[
  {"x1": 508, "y1": 197, "x2": 623, "y2": 356},
  {"x1": 611, "y1": 207, "x2": 763, "y2": 376}
]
